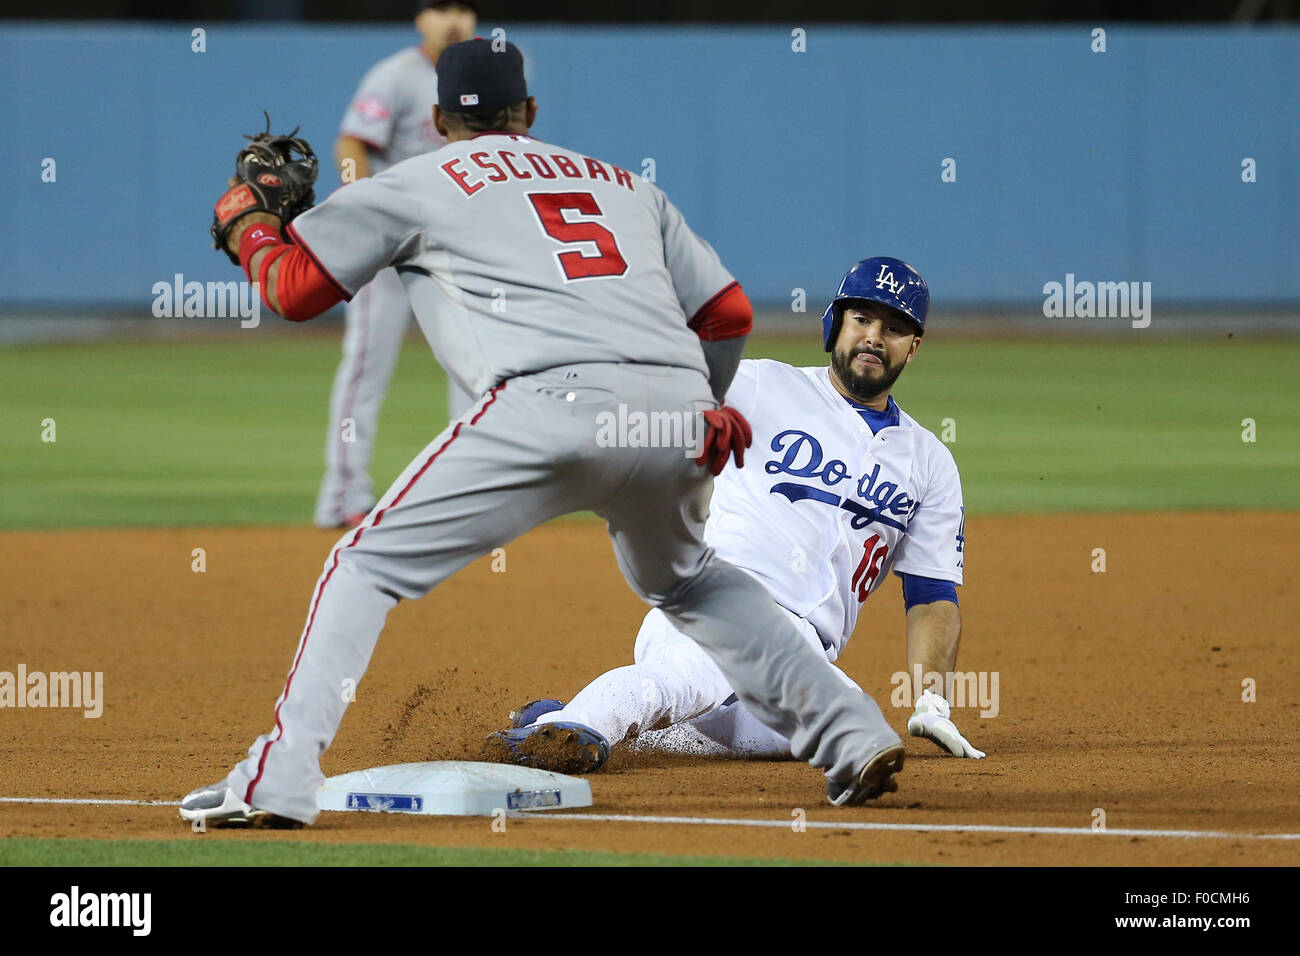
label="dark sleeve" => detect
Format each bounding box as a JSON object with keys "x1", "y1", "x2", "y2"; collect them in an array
[
  {"x1": 899, "y1": 572, "x2": 959, "y2": 611},
  {"x1": 689, "y1": 283, "x2": 753, "y2": 401}
]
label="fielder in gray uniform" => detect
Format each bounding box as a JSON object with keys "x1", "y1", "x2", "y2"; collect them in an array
[
  {"x1": 316, "y1": 0, "x2": 478, "y2": 529},
  {"x1": 183, "y1": 39, "x2": 905, "y2": 828}
]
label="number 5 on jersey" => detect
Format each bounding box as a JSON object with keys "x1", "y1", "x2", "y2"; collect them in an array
[{"x1": 528, "y1": 192, "x2": 628, "y2": 281}]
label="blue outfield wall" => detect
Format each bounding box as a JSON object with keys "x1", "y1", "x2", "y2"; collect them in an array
[{"x1": 1, "y1": 23, "x2": 1296, "y2": 309}]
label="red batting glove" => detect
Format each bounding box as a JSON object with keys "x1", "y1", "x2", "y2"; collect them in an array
[{"x1": 695, "y1": 405, "x2": 753, "y2": 476}]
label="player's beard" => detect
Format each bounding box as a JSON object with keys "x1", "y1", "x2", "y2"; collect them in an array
[{"x1": 831, "y1": 345, "x2": 906, "y2": 405}]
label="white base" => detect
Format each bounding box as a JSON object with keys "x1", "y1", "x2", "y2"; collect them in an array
[{"x1": 315, "y1": 761, "x2": 593, "y2": 817}]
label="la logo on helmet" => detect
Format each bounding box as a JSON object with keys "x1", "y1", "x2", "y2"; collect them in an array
[{"x1": 874, "y1": 265, "x2": 903, "y2": 295}]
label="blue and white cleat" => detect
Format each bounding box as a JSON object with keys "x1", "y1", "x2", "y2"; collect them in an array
[
  {"x1": 483, "y1": 720, "x2": 610, "y2": 775},
  {"x1": 508, "y1": 697, "x2": 565, "y2": 728}
]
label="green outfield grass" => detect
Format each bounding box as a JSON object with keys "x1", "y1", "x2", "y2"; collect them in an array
[
  {"x1": 1, "y1": 333, "x2": 1297, "y2": 529},
  {"x1": 0, "y1": 836, "x2": 877, "y2": 867}
]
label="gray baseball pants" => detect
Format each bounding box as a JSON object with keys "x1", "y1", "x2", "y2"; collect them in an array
[{"x1": 229, "y1": 361, "x2": 900, "y2": 823}]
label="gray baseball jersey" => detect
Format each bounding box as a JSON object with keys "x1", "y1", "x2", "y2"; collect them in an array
[
  {"x1": 289, "y1": 133, "x2": 725, "y2": 398},
  {"x1": 338, "y1": 46, "x2": 445, "y2": 174}
]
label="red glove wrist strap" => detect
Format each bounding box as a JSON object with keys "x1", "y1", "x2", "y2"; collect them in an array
[{"x1": 238, "y1": 223, "x2": 286, "y2": 283}]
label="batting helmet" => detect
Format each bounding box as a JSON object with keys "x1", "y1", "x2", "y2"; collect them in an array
[{"x1": 821, "y1": 257, "x2": 929, "y2": 351}]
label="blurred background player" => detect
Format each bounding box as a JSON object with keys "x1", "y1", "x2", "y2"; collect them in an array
[{"x1": 314, "y1": 0, "x2": 479, "y2": 529}]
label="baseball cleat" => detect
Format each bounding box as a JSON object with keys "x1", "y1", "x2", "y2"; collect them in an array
[
  {"x1": 313, "y1": 506, "x2": 373, "y2": 531},
  {"x1": 508, "y1": 697, "x2": 565, "y2": 728},
  {"x1": 826, "y1": 745, "x2": 906, "y2": 807},
  {"x1": 482, "y1": 721, "x2": 610, "y2": 774},
  {"x1": 341, "y1": 511, "x2": 369, "y2": 529},
  {"x1": 178, "y1": 781, "x2": 304, "y2": 829}
]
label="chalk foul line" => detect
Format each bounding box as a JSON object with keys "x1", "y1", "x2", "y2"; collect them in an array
[{"x1": 2, "y1": 796, "x2": 1297, "y2": 841}]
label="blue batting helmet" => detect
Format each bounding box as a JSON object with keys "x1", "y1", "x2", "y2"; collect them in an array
[{"x1": 821, "y1": 257, "x2": 929, "y2": 351}]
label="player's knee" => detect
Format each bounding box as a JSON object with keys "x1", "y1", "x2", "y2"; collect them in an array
[
  {"x1": 657, "y1": 555, "x2": 758, "y2": 613},
  {"x1": 642, "y1": 652, "x2": 729, "y2": 713},
  {"x1": 331, "y1": 545, "x2": 422, "y2": 602}
]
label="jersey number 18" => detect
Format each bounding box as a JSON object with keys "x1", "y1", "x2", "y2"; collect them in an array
[{"x1": 852, "y1": 533, "x2": 890, "y2": 603}]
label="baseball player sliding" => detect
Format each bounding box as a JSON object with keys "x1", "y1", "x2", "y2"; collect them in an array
[
  {"x1": 184, "y1": 39, "x2": 907, "y2": 828},
  {"x1": 315, "y1": 0, "x2": 479, "y2": 529},
  {"x1": 488, "y1": 258, "x2": 984, "y2": 770}
]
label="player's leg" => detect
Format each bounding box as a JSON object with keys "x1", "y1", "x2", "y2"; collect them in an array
[
  {"x1": 634, "y1": 647, "x2": 864, "y2": 759},
  {"x1": 535, "y1": 601, "x2": 855, "y2": 758},
  {"x1": 223, "y1": 384, "x2": 582, "y2": 824},
  {"x1": 313, "y1": 268, "x2": 411, "y2": 528},
  {"x1": 599, "y1": 365, "x2": 902, "y2": 791},
  {"x1": 529, "y1": 607, "x2": 735, "y2": 747},
  {"x1": 447, "y1": 377, "x2": 476, "y2": 422},
  {"x1": 630, "y1": 697, "x2": 785, "y2": 758}
]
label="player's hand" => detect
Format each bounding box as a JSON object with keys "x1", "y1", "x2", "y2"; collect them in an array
[
  {"x1": 220, "y1": 208, "x2": 282, "y2": 257},
  {"x1": 695, "y1": 404, "x2": 753, "y2": 476},
  {"x1": 907, "y1": 690, "x2": 986, "y2": 759}
]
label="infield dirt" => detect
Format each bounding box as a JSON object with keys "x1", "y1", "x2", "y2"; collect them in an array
[{"x1": 2, "y1": 512, "x2": 1297, "y2": 865}]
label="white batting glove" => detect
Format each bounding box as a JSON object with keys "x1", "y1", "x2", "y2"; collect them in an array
[{"x1": 907, "y1": 690, "x2": 986, "y2": 759}]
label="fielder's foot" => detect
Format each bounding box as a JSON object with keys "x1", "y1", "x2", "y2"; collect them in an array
[
  {"x1": 508, "y1": 698, "x2": 564, "y2": 728},
  {"x1": 314, "y1": 503, "x2": 374, "y2": 531},
  {"x1": 483, "y1": 721, "x2": 610, "y2": 774},
  {"x1": 178, "y1": 781, "x2": 304, "y2": 829},
  {"x1": 826, "y1": 745, "x2": 905, "y2": 807}
]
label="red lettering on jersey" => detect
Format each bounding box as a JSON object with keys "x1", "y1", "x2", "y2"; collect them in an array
[
  {"x1": 584, "y1": 158, "x2": 611, "y2": 182},
  {"x1": 350, "y1": 95, "x2": 391, "y2": 122},
  {"x1": 470, "y1": 151, "x2": 508, "y2": 182},
  {"x1": 852, "y1": 534, "x2": 890, "y2": 603},
  {"x1": 612, "y1": 166, "x2": 634, "y2": 190},
  {"x1": 523, "y1": 153, "x2": 557, "y2": 179},
  {"x1": 498, "y1": 151, "x2": 532, "y2": 180},
  {"x1": 551, "y1": 155, "x2": 582, "y2": 178},
  {"x1": 441, "y1": 159, "x2": 484, "y2": 197},
  {"x1": 528, "y1": 191, "x2": 629, "y2": 281}
]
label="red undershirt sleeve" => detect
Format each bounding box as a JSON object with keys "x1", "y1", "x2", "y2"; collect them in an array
[
  {"x1": 687, "y1": 282, "x2": 753, "y2": 341},
  {"x1": 269, "y1": 246, "x2": 347, "y2": 322}
]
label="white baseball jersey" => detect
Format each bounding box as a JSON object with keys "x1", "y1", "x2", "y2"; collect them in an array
[
  {"x1": 288, "y1": 133, "x2": 728, "y2": 398},
  {"x1": 339, "y1": 46, "x2": 445, "y2": 174},
  {"x1": 707, "y1": 359, "x2": 965, "y2": 660}
]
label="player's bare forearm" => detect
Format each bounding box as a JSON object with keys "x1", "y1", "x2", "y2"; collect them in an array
[
  {"x1": 906, "y1": 600, "x2": 961, "y2": 700},
  {"x1": 335, "y1": 136, "x2": 372, "y2": 181},
  {"x1": 904, "y1": 600, "x2": 985, "y2": 758}
]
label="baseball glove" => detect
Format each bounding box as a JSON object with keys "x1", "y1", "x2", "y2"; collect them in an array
[{"x1": 211, "y1": 112, "x2": 319, "y2": 264}]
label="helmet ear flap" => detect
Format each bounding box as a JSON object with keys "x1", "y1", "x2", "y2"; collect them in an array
[{"x1": 821, "y1": 301, "x2": 840, "y2": 352}]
